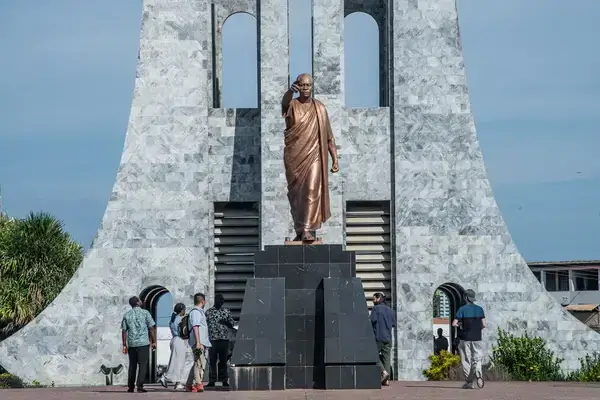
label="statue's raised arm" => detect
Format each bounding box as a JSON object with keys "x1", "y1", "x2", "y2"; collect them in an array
[
  {"x1": 282, "y1": 73, "x2": 339, "y2": 242},
  {"x1": 281, "y1": 80, "x2": 299, "y2": 117}
]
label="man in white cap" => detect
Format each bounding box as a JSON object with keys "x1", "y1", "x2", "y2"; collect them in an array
[{"x1": 452, "y1": 289, "x2": 486, "y2": 389}]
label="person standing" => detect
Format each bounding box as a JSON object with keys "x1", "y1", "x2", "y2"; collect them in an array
[
  {"x1": 121, "y1": 296, "x2": 157, "y2": 393},
  {"x1": 206, "y1": 294, "x2": 236, "y2": 387},
  {"x1": 370, "y1": 292, "x2": 396, "y2": 386},
  {"x1": 452, "y1": 289, "x2": 486, "y2": 389},
  {"x1": 186, "y1": 293, "x2": 212, "y2": 392},
  {"x1": 159, "y1": 303, "x2": 193, "y2": 391},
  {"x1": 434, "y1": 328, "x2": 449, "y2": 355}
]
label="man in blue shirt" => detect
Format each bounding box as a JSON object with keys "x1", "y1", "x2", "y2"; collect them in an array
[
  {"x1": 121, "y1": 296, "x2": 156, "y2": 393},
  {"x1": 370, "y1": 292, "x2": 396, "y2": 386},
  {"x1": 186, "y1": 293, "x2": 212, "y2": 392},
  {"x1": 452, "y1": 289, "x2": 486, "y2": 389}
]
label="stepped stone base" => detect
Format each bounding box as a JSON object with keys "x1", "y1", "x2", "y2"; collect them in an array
[{"x1": 229, "y1": 245, "x2": 380, "y2": 391}]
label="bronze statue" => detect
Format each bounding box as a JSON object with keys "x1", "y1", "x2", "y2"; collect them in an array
[{"x1": 281, "y1": 73, "x2": 339, "y2": 242}]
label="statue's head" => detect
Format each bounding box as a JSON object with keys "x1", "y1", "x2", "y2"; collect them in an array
[{"x1": 295, "y1": 73, "x2": 313, "y2": 100}]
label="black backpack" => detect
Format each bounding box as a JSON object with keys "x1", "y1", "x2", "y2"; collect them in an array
[{"x1": 179, "y1": 314, "x2": 191, "y2": 339}]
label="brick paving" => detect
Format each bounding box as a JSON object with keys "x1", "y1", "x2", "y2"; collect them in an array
[{"x1": 2, "y1": 381, "x2": 600, "y2": 400}]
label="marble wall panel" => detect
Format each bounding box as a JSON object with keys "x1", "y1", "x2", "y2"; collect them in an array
[
  {"x1": 391, "y1": 0, "x2": 600, "y2": 380},
  {"x1": 342, "y1": 108, "x2": 391, "y2": 202},
  {"x1": 313, "y1": 0, "x2": 344, "y2": 244},
  {"x1": 208, "y1": 108, "x2": 261, "y2": 202},
  {"x1": 260, "y1": 0, "x2": 292, "y2": 245},
  {"x1": 0, "y1": 0, "x2": 213, "y2": 385}
]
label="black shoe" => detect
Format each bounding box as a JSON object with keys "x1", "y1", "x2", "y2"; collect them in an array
[
  {"x1": 221, "y1": 382, "x2": 230, "y2": 387},
  {"x1": 136, "y1": 387, "x2": 147, "y2": 393},
  {"x1": 205, "y1": 382, "x2": 215, "y2": 387},
  {"x1": 127, "y1": 388, "x2": 134, "y2": 393}
]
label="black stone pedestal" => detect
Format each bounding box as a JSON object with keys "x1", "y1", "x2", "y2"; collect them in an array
[{"x1": 228, "y1": 244, "x2": 381, "y2": 391}]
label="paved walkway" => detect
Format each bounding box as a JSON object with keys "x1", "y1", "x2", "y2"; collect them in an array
[{"x1": 2, "y1": 381, "x2": 600, "y2": 400}]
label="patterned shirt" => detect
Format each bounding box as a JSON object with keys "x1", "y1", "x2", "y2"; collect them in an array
[
  {"x1": 206, "y1": 306, "x2": 235, "y2": 341},
  {"x1": 121, "y1": 307, "x2": 155, "y2": 348}
]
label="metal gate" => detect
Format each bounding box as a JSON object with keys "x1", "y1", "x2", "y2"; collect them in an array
[
  {"x1": 213, "y1": 202, "x2": 260, "y2": 320},
  {"x1": 345, "y1": 201, "x2": 392, "y2": 309}
]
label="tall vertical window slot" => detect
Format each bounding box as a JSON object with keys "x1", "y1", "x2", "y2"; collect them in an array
[
  {"x1": 344, "y1": 12, "x2": 380, "y2": 107},
  {"x1": 221, "y1": 13, "x2": 258, "y2": 108},
  {"x1": 288, "y1": 0, "x2": 313, "y2": 86},
  {"x1": 213, "y1": 202, "x2": 260, "y2": 319},
  {"x1": 345, "y1": 201, "x2": 392, "y2": 309}
]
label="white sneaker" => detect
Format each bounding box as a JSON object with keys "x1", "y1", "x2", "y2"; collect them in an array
[
  {"x1": 159, "y1": 375, "x2": 168, "y2": 388},
  {"x1": 174, "y1": 383, "x2": 185, "y2": 390},
  {"x1": 381, "y1": 371, "x2": 390, "y2": 384}
]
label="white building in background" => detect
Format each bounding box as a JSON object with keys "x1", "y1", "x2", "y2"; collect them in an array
[
  {"x1": 528, "y1": 260, "x2": 600, "y2": 305},
  {"x1": 433, "y1": 290, "x2": 450, "y2": 318},
  {"x1": 439, "y1": 292, "x2": 450, "y2": 318}
]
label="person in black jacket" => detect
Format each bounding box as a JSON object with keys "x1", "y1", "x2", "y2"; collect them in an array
[{"x1": 370, "y1": 293, "x2": 396, "y2": 385}]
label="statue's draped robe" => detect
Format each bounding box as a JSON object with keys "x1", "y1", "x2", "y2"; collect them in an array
[{"x1": 283, "y1": 98, "x2": 333, "y2": 233}]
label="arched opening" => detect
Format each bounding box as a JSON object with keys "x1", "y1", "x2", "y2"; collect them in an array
[
  {"x1": 139, "y1": 285, "x2": 172, "y2": 384},
  {"x1": 221, "y1": 12, "x2": 258, "y2": 108},
  {"x1": 344, "y1": 12, "x2": 380, "y2": 107},
  {"x1": 432, "y1": 283, "x2": 466, "y2": 356}
]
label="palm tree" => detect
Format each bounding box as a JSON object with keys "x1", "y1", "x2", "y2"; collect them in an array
[{"x1": 0, "y1": 212, "x2": 83, "y2": 340}]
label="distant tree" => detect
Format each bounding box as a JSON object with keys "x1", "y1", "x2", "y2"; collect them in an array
[{"x1": 0, "y1": 212, "x2": 83, "y2": 340}]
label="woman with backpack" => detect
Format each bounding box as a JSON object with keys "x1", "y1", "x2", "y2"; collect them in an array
[{"x1": 159, "y1": 303, "x2": 194, "y2": 390}]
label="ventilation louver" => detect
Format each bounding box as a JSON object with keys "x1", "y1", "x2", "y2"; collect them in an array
[
  {"x1": 213, "y1": 202, "x2": 259, "y2": 320},
  {"x1": 345, "y1": 201, "x2": 392, "y2": 310}
]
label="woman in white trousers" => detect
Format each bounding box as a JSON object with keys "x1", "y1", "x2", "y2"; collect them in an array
[{"x1": 159, "y1": 303, "x2": 195, "y2": 390}]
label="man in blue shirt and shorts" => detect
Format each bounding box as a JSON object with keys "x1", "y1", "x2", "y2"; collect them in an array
[{"x1": 452, "y1": 289, "x2": 486, "y2": 389}]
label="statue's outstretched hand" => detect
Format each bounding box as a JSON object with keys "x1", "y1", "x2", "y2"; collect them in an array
[
  {"x1": 289, "y1": 81, "x2": 300, "y2": 93},
  {"x1": 331, "y1": 160, "x2": 339, "y2": 173}
]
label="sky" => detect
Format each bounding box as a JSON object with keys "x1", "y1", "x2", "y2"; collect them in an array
[{"x1": 1, "y1": 0, "x2": 600, "y2": 323}]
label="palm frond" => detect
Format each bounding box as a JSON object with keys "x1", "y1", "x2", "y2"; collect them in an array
[{"x1": 0, "y1": 211, "x2": 83, "y2": 340}]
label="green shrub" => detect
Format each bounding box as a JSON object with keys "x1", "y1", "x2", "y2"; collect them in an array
[
  {"x1": 482, "y1": 360, "x2": 512, "y2": 381},
  {"x1": 0, "y1": 373, "x2": 24, "y2": 388},
  {"x1": 491, "y1": 328, "x2": 564, "y2": 381},
  {"x1": 423, "y1": 350, "x2": 461, "y2": 380},
  {"x1": 568, "y1": 352, "x2": 600, "y2": 382}
]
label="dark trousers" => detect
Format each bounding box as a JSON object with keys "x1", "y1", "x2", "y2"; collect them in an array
[
  {"x1": 127, "y1": 345, "x2": 150, "y2": 389},
  {"x1": 377, "y1": 341, "x2": 392, "y2": 376},
  {"x1": 208, "y1": 340, "x2": 230, "y2": 383}
]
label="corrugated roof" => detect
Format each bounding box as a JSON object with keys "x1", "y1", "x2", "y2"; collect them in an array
[
  {"x1": 528, "y1": 260, "x2": 600, "y2": 266},
  {"x1": 564, "y1": 304, "x2": 599, "y2": 312}
]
